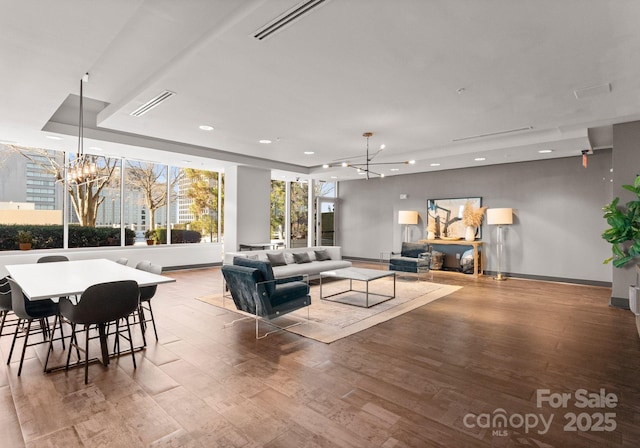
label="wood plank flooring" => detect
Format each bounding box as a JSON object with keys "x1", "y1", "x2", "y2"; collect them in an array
[{"x1": 1, "y1": 265, "x2": 639, "y2": 447}]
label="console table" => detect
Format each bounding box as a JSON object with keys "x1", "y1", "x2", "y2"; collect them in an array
[{"x1": 418, "y1": 239, "x2": 484, "y2": 278}]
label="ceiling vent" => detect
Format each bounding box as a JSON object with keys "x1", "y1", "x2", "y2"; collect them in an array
[
  {"x1": 574, "y1": 83, "x2": 611, "y2": 100},
  {"x1": 130, "y1": 90, "x2": 175, "y2": 117},
  {"x1": 253, "y1": 0, "x2": 328, "y2": 41}
]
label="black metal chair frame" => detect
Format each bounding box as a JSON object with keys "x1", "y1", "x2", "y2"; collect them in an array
[
  {"x1": 5, "y1": 278, "x2": 65, "y2": 377},
  {"x1": 0, "y1": 277, "x2": 19, "y2": 338},
  {"x1": 133, "y1": 261, "x2": 161, "y2": 343}
]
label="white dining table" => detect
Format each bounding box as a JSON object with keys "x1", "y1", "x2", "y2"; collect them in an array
[
  {"x1": 5, "y1": 258, "x2": 176, "y2": 369},
  {"x1": 5, "y1": 258, "x2": 175, "y2": 301}
]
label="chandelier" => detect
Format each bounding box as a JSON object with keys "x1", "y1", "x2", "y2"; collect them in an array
[
  {"x1": 324, "y1": 132, "x2": 416, "y2": 179},
  {"x1": 65, "y1": 73, "x2": 100, "y2": 185}
]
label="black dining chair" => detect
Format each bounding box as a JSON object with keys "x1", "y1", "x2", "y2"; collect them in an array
[
  {"x1": 135, "y1": 261, "x2": 162, "y2": 342},
  {"x1": 59, "y1": 280, "x2": 140, "y2": 384},
  {"x1": 6, "y1": 278, "x2": 63, "y2": 376},
  {"x1": 0, "y1": 276, "x2": 17, "y2": 338},
  {"x1": 37, "y1": 255, "x2": 69, "y2": 263}
]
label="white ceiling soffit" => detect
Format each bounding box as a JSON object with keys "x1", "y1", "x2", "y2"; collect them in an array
[{"x1": 3, "y1": 0, "x2": 640, "y2": 179}]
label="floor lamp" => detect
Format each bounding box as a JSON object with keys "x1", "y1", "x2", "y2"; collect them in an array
[
  {"x1": 486, "y1": 208, "x2": 513, "y2": 281},
  {"x1": 398, "y1": 210, "x2": 418, "y2": 243}
]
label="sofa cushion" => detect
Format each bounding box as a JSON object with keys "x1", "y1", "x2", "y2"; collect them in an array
[
  {"x1": 293, "y1": 252, "x2": 311, "y2": 264},
  {"x1": 400, "y1": 242, "x2": 430, "y2": 258},
  {"x1": 266, "y1": 252, "x2": 287, "y2": 266},
  {"x1": 314, "y1": 249, "x2": 332, "y2": 261}
]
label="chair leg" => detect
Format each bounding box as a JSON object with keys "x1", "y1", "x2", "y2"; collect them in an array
[
  {"x1": 0, "y1": 310, "x2": 7, "y2": 335},
  {"x1": 44, "y1": 314, "x2": 58, "y2": 372},
  {"x1": 84, "y1": 324, "x2": 90, "y2": 385},
  {"x1": 17, "y1": 319, "x2": 32, "y2": 376},
  {"x1": 146, "y1": 301, "x2": 158, "y2": 341},
  {"x1": 124, "y1": 316, "x2": 136, "y2": 369},
  {"x1": 137, "y1": 306, "x2": 147, "y2": 347},
  {"x1": 7, "y1": 318, "x2": 22, "y2": 365},
  {"x1": 65, "y1": 323, "x2": 77, "y2": 371}
]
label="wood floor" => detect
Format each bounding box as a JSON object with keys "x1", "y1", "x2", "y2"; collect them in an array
[{"x1": 1, "y1": 265, "x2": 639, "y2": 447}]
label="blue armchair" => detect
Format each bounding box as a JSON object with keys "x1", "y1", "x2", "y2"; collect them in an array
[
  {"x1": 221, "y1": 257, "x2": 311, "y2": 338},
  {"x1": 389, "y1": 242, "x2": 431, "y2": 277}
]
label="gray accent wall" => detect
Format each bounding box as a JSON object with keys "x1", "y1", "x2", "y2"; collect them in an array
[{"x1": 338, "y1": 150, "x2": 613, "y2": 284}]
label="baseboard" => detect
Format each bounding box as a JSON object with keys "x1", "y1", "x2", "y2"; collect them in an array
[
  {"x1": 345, "y1": 257, "x2": 612, "y2": 288},
  {"x1": 164, "y1": 262, "x2": 221, "y2": 272},
  {"x1": 609, "y1": 296, "x2": 630, "y2": 310}
]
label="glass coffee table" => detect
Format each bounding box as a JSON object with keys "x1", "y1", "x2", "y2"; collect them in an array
[{"x1": 319, "y1": 267, "x2": 396, "y2": 308}]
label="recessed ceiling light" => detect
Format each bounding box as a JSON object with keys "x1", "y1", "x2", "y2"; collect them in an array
[
  {"x1": 331, "y1": 176, "x2": 338, "y2": 179},
  {"x1": 390, "y1": 168, "x2": 399, "y2": 172},
  {"x1": 322, "y1": 164, "x2": 329, "y2": 169},
  {"x1": 199, "y1": 125, "x2": 214, "y2": 131},
  {"x1": 538, "y1": 149, "x2": 554, "y2": 154},
  {"x1": 408, "y1": 160, "x2": 416, "y2": 165},
  {"x1": 46, "y1": 135, "x2": 63, "y2": 140},
  {"x1": 380, "y1": 144, "x2": 386, "y2": 150},
  {"x1": 304, "y1": 151, "x2": 314, "y2": 155},
  {"x1": 182, "y1": 160, "x2": 192, "y2": 164},
  {"x1": 259, "y1": 139, "x2": 272, "y2": 144},
  {"x1": 89, "y1": 146, "x2": 103, "y2": 151},
  {"x1": 341, "y1": 162, "x2": 349, "y2": 167},
  {"x1": 380, "y1": 173, "x2": 385, "y2": 178},
  {"x1": 430, "y1": 163, "x2": 441, "y2": 167},
  {"x1": 358, "y1": 171, "x2": 366, "y2": 175},
  {"x1": 474, "y1": 157, "x2": 486, "y2": 161}
]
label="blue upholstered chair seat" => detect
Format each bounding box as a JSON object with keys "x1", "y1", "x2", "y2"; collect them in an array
[{"x1": 389, "y1": 242, "x2": 431, "y2": 274}]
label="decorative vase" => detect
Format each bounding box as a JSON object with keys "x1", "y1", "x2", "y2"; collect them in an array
[
  {"x1": 465, "y1": 226, "x2": 475, "y2": 241},
  {"x1": 427, "y1": 231, "x2": 435, "y2": 240}
]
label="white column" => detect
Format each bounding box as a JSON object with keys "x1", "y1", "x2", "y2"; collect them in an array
[{"x1": 224, "y1": 165, "x2": 271, "y2": 252}]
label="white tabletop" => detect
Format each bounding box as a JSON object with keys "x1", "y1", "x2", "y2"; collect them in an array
[{"x1": 5, "y1": 258, "x2": 175, "y2": 300}]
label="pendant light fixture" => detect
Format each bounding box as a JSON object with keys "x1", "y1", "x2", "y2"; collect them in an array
[
  {"x1": 65, "y1": 73, "x2": 100, "y2": 185},
  {"x1": 324, "y1": 132, "x2": 416, "y2": 179}
]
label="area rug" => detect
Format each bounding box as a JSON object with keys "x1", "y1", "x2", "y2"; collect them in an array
[{"x1": 196, "y1": 277, "x2": 461, "y2": 343}]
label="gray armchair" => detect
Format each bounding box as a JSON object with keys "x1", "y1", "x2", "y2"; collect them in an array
[
  {"x1": 221, "y1": 257, "x2": 310, "y2": 338},
  {"x1": 389, "y1": 242, "x2": 431, "y2": 277}
]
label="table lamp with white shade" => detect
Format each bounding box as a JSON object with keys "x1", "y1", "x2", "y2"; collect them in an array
[
  {"x1": 398, "y1": 210, "x2": 419, "y2": 242},
  {"x1": 486, "y1": 208, "x2": 513, "y2": 281}
]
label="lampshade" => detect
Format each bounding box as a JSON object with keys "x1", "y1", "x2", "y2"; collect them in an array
[
  {"x1": 486, "y1": 208, "x2": 513, "y2": 225},
  {"x1": 398, "y1": 210, "x2": 419, "y2": 225}
]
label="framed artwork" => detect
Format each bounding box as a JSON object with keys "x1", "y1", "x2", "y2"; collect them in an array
[{"x1": 427, "y1": 197, "x2": 482, "y2": 240}]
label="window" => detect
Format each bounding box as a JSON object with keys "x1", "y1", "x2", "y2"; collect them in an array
[
  {"x1": 270, "y1": 180, "x2": 286, "y2": 241},
  {"x1": 0, "y1": 145, "x2": 64, "y2": 250},
  {"x1": 290, "y1": 180, "x2": 308, "y2": 248},
  {"x1": 175, "y1": 168, "x2": 223, "y2": 243}
]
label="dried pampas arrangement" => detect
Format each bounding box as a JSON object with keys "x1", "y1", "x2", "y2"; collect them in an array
[{"x1": 462, "y1": 201, "x2": 487, "y2": 227}]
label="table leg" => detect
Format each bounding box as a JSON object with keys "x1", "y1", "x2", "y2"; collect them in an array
[
  {"x1": 98, "y1": 324, "x2": 109, "y2": 366},
  {"x1": 366, "y1": 281, "x2": 369, "y2": 308}
]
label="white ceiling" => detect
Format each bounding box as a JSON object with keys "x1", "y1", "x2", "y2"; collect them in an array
[{"x1": 1, "y1": 0, "x2": 639, "y2": 181}]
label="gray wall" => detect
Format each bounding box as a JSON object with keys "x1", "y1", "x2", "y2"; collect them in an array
[{"x1": 338, "y1": 150, "x2": 613, "y2": 284}]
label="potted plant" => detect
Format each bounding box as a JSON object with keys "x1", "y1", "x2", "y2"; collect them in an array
[
  {"x1": 17, "y1": 230, "x2": 33, "y2": 250},
  {"x1": 145, "y1": 229, "x2": 156, "y2": 245},
  {"x1": 602, "y1": 174, "x2": 640, "y2": 267}
]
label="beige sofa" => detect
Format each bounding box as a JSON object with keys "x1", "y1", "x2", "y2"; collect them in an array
[{"x1": 223, "y1": 246, "x2": 351, "y2": 280}]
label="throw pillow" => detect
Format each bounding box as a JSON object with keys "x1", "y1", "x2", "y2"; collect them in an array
[
  {"x1": 266, "y1": 252, "x2": 287, "y2": 266},
  {"x1": 293, "y1": 252, "x2": 311, "y2": 264},
  {"x1": 314, "y1": 249, "x2": 332, "y2": 261}
]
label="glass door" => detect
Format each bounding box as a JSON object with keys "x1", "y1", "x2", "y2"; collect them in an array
[{"x1": 316, "y1": 198, "x2": 336, "y2": 246}]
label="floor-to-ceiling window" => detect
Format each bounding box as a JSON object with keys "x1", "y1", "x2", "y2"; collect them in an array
[{"x1": 0, "y1": 143, "x2": 223, "y2": 251}]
